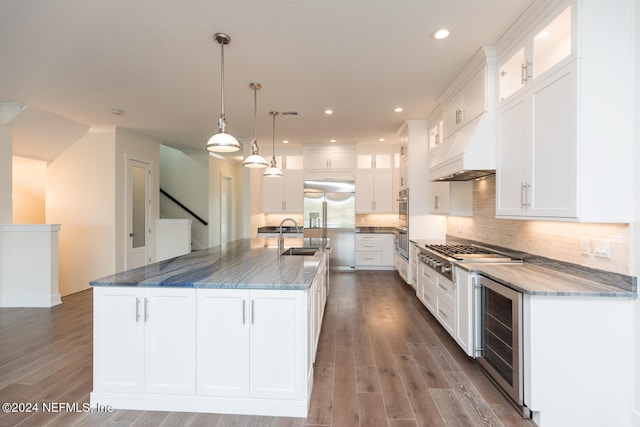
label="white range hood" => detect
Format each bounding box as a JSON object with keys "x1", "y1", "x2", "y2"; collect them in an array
[{"x1": 429, "y1": 112, "x2": 496, "y2": 181}]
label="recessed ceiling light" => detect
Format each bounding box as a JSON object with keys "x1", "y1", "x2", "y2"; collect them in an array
[
  {"x1": 330, "y1": 139, "x2": 337, "y2": 143},
  {"x1": 394, "y1": 107, "x2": 403, "y2": 113},
  {"x1": 111, "y1": 108, "x2": 125, "y2": 116},
  {"x1": 324, "y1": 109, "x2": 334, "y2": 115},
  {"x1": 431, "y1": 28, "x2": 450, "y2": 40},
  {"x1": 282, "y1": 140, "x2": 289, "y2": 144},
  {"x1": 378, "y1": 138, "x2": 385, "y2": 142}
]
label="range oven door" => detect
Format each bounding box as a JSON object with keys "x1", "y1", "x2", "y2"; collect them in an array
[{"x1": 477, "y1": 276, "x2": 524, "y2": 407}]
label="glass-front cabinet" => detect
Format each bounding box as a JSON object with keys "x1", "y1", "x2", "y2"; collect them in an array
[{"x1": 498, "y1": 3, "x2": 573, "y2": 104}]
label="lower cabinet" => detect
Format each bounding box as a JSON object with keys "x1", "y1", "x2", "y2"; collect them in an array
[
  {"x1": 93, "y1": 287, "x2": 196, "y2": 395},
  {"x1": 416, "y1": 262, "x2": 437, "y2": 313},
  {"x1": 92, "y1": 276, "x2": 327, "y2": 417},
  {"x1": 355, "y1": 233, "x2": 394, "y2": 270},
  {"x1": 198, "y1": 289, "x2": 306, "y2": 400}
]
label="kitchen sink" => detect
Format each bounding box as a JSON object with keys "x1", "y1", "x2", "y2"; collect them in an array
[{"x1": 280, "y1": 247, "x2": 319, "y2": 256}]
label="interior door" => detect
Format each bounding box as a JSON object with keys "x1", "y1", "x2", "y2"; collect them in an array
[
  {"x1": 127, "y1": 158, "x2": 152, "y2": 269},
  {"x1": 221, "y1": 175, "x2": 234, "y2": 244}
]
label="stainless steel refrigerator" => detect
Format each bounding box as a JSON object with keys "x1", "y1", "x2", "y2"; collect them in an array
[{"x1": 303, "y1": 180, "x2": 355, "y2": 271}]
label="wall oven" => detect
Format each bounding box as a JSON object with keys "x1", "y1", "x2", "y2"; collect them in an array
[
  {"x1": 396, "y1": 189, "x2": 409, "y2": 260},
  {"x1": 397, "y1": 188, "x2": 408, "y2": 228},
  {"x1": 477, "y1": 275, "x2": 526, "y2": 413}
]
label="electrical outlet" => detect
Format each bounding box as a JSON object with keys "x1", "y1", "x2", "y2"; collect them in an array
[
  {"x1": 593, "y1": 239, "x2": 612, "y2": 259},
  {"x1": 579, "y1": 237, "x2": 590, "y2": 256}
]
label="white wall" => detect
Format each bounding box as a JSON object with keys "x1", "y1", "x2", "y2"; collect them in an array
[
  {"x1": 0, "y1": 127, "x2": 12, "y2": 224},
  {"x1": 46, "y1": 126, "x2": 160, "y2": 296},
  {"x1": 208, "y1": 155, "x2": 244, "y2": 247},
  {"x1": 12, "y1": 156, "x2": 47, "y2": 224},
  {"x1": 46, "y1": 127, "x2": 117, "y2": 296},
  {"x1": 159, "y1": 146, "x2": 209, "y2": 248}
]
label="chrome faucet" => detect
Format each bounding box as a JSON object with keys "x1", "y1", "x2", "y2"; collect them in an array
[{"x1": 279, "y1": 218, "x2": 300, "y2": 253}]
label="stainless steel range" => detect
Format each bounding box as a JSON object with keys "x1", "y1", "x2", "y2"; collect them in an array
[
  {"x1": 418, "y1": 243, "x2": 528, "y2": 416},
  {"x1": 420, "y1": 243, "x2": 517, "y2": 280}
]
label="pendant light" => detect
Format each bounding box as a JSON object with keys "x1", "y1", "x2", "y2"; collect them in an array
[
  {"x1": 242, "y1": 83, "x2": 269, "y2": 168},
  {"x1": 206, "y1": 33, "x2": 241, "y2": 153},
  {"x1": 263, "y1": 111, "x2": 283, "y2": 177}
]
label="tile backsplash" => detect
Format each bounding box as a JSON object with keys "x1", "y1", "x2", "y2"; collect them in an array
[{"x1": 447, "y1": 176, "x2": 630, "y2": 275}]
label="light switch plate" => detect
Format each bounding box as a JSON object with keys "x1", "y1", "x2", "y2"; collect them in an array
[
  {"x1": 579, "y1": 237, "x2": 590, "y2": 256},
  {"x1": 593, "y1": 239, "x2": 612, "y2": 259}
]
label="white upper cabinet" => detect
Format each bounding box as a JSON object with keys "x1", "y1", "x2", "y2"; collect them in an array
[
  {"x1": 303, "y1": 147, "x2": 354, "y2": 171},
  {"x1": 498, "y1": 3, "x2": 574, "y2": 104},
  {"x1": 355, "y1": 147, "x2": 394, "y2": 214},
  {"x1": 442, "y1": 67, "x2": 487, "y2": 140},
  {"x1": 262, "y1": 170, "x2": 303, "y2": 214},
  {"x1": 495, "y1": 0, "x2": 634, "y2": 222}
]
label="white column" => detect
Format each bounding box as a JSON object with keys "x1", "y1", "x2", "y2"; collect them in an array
[{"x1": 0, "y1": 126, "x2": 12, "y2": 224}]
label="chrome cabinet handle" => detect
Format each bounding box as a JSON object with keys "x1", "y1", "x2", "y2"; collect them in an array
[
  {"x1": 521, "y1": 181, "x2": 531, "y2": 209},
  {"x1": 144, "y1": 298, "x2": 149, "y2": 322},
  {"x1": 435, "y1": 195, "x2": 440, "y2": 210},
  {"x1": 438, "y1": 309, "x2": 449, "y2": 319},
  {"x1": 135, "y1": 297, "x2": 141, "y2": 322},
  {"x1": 242, "y1": 299, "x2": 246, "y2": 325},
  {"x1": 521, "y1": 61, "x2": 532, "y2": 84},
  {"x1": 251, "y1": 300, "x2": 255, "y2": 325}
]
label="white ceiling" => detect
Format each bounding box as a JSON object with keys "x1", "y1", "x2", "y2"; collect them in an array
[{"x1": 0, "y1": 0, "x2": 534, "y2": 162}]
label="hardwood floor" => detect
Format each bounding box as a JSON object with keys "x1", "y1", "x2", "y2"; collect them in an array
[{"x1": 0, "y1": 271, "x2": 536, "y2": 427}]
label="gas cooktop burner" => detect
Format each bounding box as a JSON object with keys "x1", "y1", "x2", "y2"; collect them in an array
[{"x1": 424, "y1": 244, "x2": 517, "y2": 261}]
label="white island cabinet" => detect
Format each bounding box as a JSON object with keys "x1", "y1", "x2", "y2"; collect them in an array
[
  {"x1": 197, "y1": 289, "x2": 306, "y2": 401},
  {"x1": 93, "y1": 287, "x2": 196, "y2": 395},
  {"x1": 90, "y1": 238, "x2": 328, "y2": 418}
]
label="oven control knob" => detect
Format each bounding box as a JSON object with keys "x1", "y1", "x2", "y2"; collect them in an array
[
  {"x1": 441, "y1": 266, "x2": 451, "y2": 273},
  {"x1": 433, "y1": 261, "x2": 442, "y2": 267}
]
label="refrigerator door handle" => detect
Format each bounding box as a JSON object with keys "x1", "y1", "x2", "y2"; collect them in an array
[{"x1": 322, "y1": 201, "x2": 327, "y2": 238}]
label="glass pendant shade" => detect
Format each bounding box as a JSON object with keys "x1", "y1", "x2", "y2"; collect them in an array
[
  {"x1": 206, "y1": 33, "x2": 241, "y2": 153},
  {"x1": 243, "y1": 141, "x2": 269, "y2": 168},
  {"x1": 243, "y1": 83, "x2": 268, "y2": 168},
  {"x1": 263, "y1": 111, "x2": 283, "y2": 177}
]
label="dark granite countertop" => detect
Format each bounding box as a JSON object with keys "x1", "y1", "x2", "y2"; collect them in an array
[
  {"x1": 90, "y1": 238, "x2": 327, "y2": 290},
  {"x1": 257, "y1": 226, "x2": 304, "y2": 233},
  {"x1": 355, "y1": 226, "x2": 397, "y2": 234}
]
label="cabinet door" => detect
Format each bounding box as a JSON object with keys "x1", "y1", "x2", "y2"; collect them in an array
[
  {"x1": 197, "y1": 289, "x2": 250, "y2": 397},
  {"x1": 283, "y1": 171, "x2": 304, "y2": 212},
  {"x1": 329, "y1": 150, "x2": 355, "y2": 169},
  {"x1": 355, "y1": 170, "x2": 375, "y2": 213},
  {"x1": 528, "y1": 64, "x2": 576, "y2": 217},
  {"x1": 496, "y1": 96, "x2": 527, "y2": 216},
  {"x1": 499, "y1": 47, "x2": 527, "y2": 103},
  {"x1": 462, "y1": 69, "x2": 486, "y2": 125},
  {"x1": 262, "y1": 176, "x2": 284, "y2": 213},
  {"x1": 442, "y1": 95, "x2": 462, "y2": 140},
  {"x1": 144, "y1": 288, "x2": 196, "y2": 395},
  {"x1": 429, "y1": 182, "x2": 450, "y2": 214},
  {"x1": 250, "y1": 290, "x2": 305, "y2": 399},
  {"x1": 380, "y1": 234, "x2": 395, "y2": 267},
  {"x1": 372, "y1": 170, "x2": 393, "y2": 212},
  {"x1": 93, "y1": 287, "x2": 144, "y2": 393}
]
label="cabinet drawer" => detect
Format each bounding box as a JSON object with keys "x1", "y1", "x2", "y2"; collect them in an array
[
  {"x1": 436, "y1": 295, "x2": 455, "y2": 335},
  {"x1": 355, "y1": 240, "x2": 382, "y2": 252},
  {"x1": 356, "y1": 252, "x2": 382, "y2": 265},
  {"x1": 356, "y1": 234, "x2": 382, "y2": 241},
  {"x1": 437, "y1": 277, "x2": 455, "y2": 302}
]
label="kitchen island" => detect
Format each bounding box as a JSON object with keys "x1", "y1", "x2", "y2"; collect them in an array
[{"x1": 90, "y1": 238, "x2": 329, "y2": 417}]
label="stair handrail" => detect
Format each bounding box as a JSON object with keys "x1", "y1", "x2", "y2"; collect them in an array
[{"x1": 159, "y1": 188, "x2": 209, "y2": 226}]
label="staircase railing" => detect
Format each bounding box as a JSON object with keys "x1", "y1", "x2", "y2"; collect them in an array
[{"x1": 160, "y1": 188, "x2": 208, "y2": 226}]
